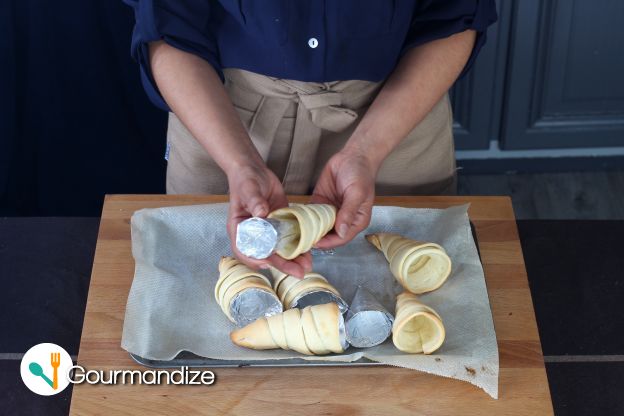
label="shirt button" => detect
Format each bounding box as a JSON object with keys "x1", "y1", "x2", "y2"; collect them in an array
[{"x1": 308, "y1": 38, "x2": 319, "y2": 48}]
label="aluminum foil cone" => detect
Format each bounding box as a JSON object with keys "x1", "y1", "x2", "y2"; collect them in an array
[
  {"x1": 338, "y1": 312, "x2": 350, "y2": 351},
  {"x1": 229, "y1": 287, "x2": 283, "y2": 327},
  {"x1": 345, "y1": 286, "x2": 394, "y2": 348},
  {"x1": 291, "y1": 289, "x2": 349, "y2": 314},
  {"x1": 236, "y1": 217, "x2": 298, "y2": 259}
]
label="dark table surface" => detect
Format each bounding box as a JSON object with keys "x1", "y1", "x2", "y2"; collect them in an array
[{"x1": 1, "y1": 217, "x2": 623, "y2": 416}]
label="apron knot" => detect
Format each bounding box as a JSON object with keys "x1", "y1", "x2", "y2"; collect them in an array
[{"x1": 297, "y1": 91, "x2": 358, "y2": 132}]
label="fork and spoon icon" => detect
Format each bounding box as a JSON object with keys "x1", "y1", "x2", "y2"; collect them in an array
[{"x1": 28, "y1": 352, "x2": 61, "y2": 389}]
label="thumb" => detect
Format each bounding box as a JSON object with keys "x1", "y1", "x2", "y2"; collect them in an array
[
  {"x1": 241, "y1": 182, "x2": 270, "y2": 218},
  {"x1": 335, "y1": 187, "x2": 367, "y2": 239}
]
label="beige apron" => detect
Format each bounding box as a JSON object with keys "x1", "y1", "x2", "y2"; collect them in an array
[{"x1": 166, "y1": 68, "x2": 456, "y2": 195}]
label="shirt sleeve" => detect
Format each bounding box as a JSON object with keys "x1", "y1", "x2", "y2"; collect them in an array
[
  {"x1": 123, "y1": 0, "x2": 222, "y2": 111},
  {"x1": 401, "y1": 0, "x2": 497, "y2": 79}
]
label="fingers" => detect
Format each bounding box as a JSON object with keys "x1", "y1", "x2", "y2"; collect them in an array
[
  {"x1": 225, "y1": 169, "x2": 309, "y2": 276},
  {"x1": 227, "y1": 212, "x2": 312, "y2": 278},
  {"x1": 315, "y1": 187, "x2": 372, "y2": 249},
  {"x1": 336, "y1": 187, "x2": 372, "y2": 237},
  {"x1": 335, "y1": 187, "x2": 366, "y2": 236},
  {"x1": 233, "y1": 251, "x2": 270, "y2": 271},
  {"x1": 310, "y1": 165, "x2": 338, "y2": 206},
  {"x1": 231, "y1": 249, "x2": 311, "y2": 279},
  {"x1": 271, "y1": 192, "x2": 290, "y2": 212},
  {"x1": 315, "y1": 220, "x2": 368, "y2": 248},
  {"x1": 239, "y1": 180, "x2": 270, "y2": 218},
  {"x1": 309, "y1": 192, "x2": 333, "y2": 205},
  {"x1": 294, "y1": 252, "x2": 313, "y2": 273},
  {"x1": 264, "y1": 253, "x2": 311, "y2": 278},
  {"x1": 226, "y1": 173, "x2": 283, "y2": 255}
]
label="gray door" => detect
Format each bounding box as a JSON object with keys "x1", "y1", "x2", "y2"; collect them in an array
[
  {"x1": 452, "y1": 0, "x2": 624, "y2": 152},
  {"x1": 502, "y1": 0, "x2": 624, "y2": 150}
]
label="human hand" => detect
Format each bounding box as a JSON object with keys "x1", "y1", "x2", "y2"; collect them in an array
[
  {"x1": 226, "y1": 164, "x2": 312, "y2": 278},
  {"x1": 311, "y1": 149, "x2": 376, "y2": 248}
]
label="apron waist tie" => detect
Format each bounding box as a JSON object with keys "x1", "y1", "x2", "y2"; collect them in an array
[{"x1": 225, "y1": 69, "x2": 368, "y2": 194}]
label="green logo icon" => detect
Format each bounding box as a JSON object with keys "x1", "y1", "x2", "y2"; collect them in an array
[{"x1": 20, "y1": 344, "x2": 71, "y2": 395}]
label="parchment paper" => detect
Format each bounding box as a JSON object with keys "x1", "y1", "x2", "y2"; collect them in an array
[{"x1": 122, "y1": 203, "x2": 499, "y2": 398}]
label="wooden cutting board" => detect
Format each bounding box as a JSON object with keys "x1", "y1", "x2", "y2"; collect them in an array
[{"x1": 69, "y1": 195, "x2": 553, "y2": 415}]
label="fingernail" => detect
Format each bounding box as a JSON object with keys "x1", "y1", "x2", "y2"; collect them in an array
[
  {"x1": 252, "y1": 206, "x2": 264, "y2": 217},
  {"x1": 337, "y1": 224, "x2": 348, "y2": 239}
]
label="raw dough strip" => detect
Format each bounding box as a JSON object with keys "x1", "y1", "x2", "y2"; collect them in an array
[
  {"x1": 215, "y1": 256, "x2": 276, "y2": 322},
  {"x1": 392, "y1": 292, "x2": 445, "y2": 354},
  {"x1": 230, "y1": 303, "x2": 345, "y2": 355},
  {"x1": 268, "y1": 204, "x2": 337, "y2": 259},
  {"x1": 366, "y1": 233, "x2": 452, "y2": 294}
]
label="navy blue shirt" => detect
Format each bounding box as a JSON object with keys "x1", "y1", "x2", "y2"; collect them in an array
[{"x1": 124, "y1": 1, "x2": 497, "y2": 111}]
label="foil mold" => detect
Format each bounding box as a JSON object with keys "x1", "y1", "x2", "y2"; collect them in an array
[
  {"x1": 337, "y1": 312, "x2": 350, "y2": 351},
  {"x1": 291, "y1": 289, "x2": 349, "y2": 314},
  {"x1": 310, "y1": 248, "x2": 336, "y2": 256},
  {"x1": 345, "y1": 286, "x2": 394, "y2": 348},
  {"x1": 229, "y1": 287, "x2": 283, "y2": 327},
  {"x1": 235, "y1": 217, "x2": 279, "y2": 259},
  {"x1": 236, "y1": 217, "x2": 298, "y2": 259}
]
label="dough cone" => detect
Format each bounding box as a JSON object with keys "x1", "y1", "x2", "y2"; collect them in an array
[
  {"x1": 268, "y1": 204, "x2": 336, "y2": 259},
  {"x1": 230, "y1": 302, "x2": 346, "y2": 355},
  {"x1": 215, "y1": 256, "x2": 280, "y2": 323},
  {"x1": 366, "y1": 233, "x2": 452, "y2": 294},
  {"x1": 392, "y1": 292, "x2": 445, "y2": 354},
  {"x1": 271, "y1": 268, "x2": 345, "y2": 311}
]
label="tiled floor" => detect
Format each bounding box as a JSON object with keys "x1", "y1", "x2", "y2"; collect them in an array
[
  {"x1": 465, "y1": 169, "x2": 624, "y2": 415},
  {"x1": 2, "y1": 178, "x2": 624, "y2": 414},
  {"x1": 517, "y1": 220, "x2": 624, "y2": 415},
  {"x1": 0, "y1": 360, "x2": 73, "y2": 416},
  {"x1": 518, "y1": 220, "x2": 624, "y2": 356},
  {"x1": 458, "y1": 171, "x2": 624, "y2": 220},
  {"x1": 545, "y1": 362, "x2": 624, "y2": 416},
  {"x1": 0, "y1": 218, "x2": 97, "y2": 355},
  {"x1": 0, "y1": 218, "x2": 98, "y2": 416}
]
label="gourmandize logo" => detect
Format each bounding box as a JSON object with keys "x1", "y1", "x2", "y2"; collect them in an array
[
  {"x1": 20, "y1": 343, "x2": 73, "y2": 396},
  {"x1": 20, "y1": 343, "x2": 217, "y2": 393},
  {"x1": 29, "y1": 352, "x2": 61, "y2": 390}
]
